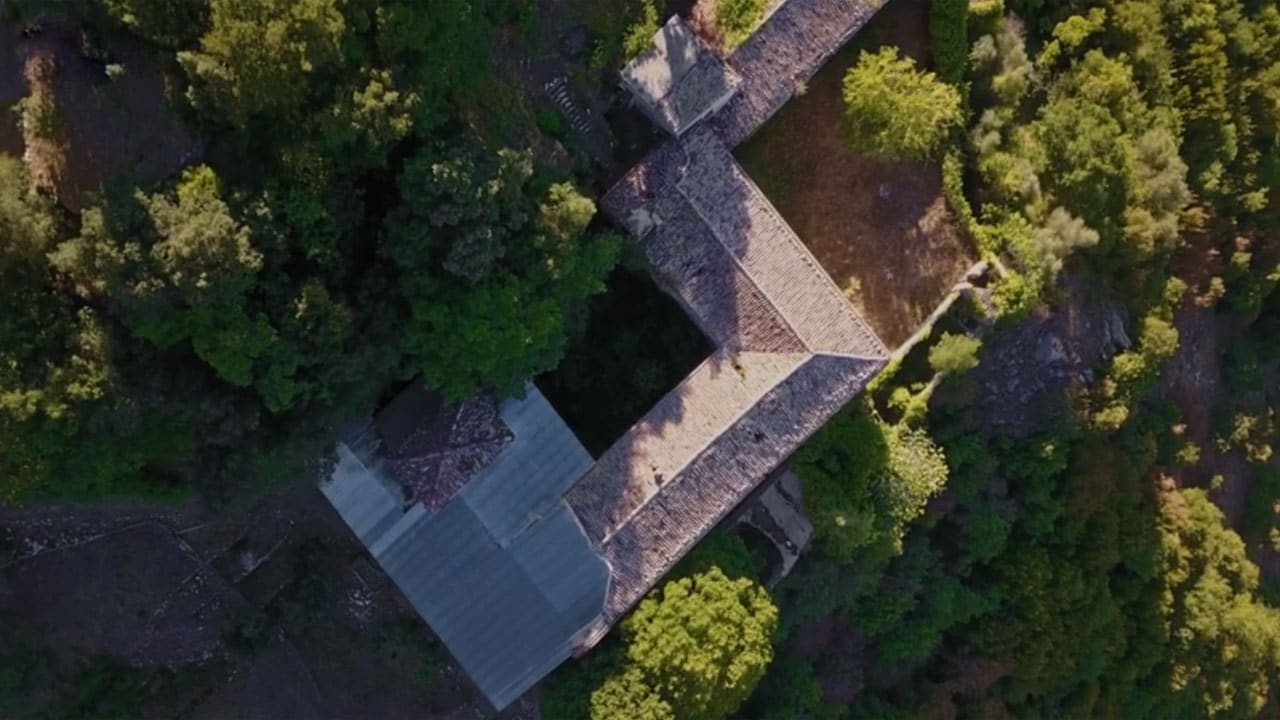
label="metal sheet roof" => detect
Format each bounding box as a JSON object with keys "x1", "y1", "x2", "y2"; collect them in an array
[
  {"x1": 460, "y1": 387, "x2": 596, "y2": 546},
  {"x1": 322, "y1": 384, "x2": 606, "y2": 710},
  {"x1": 321, "y1": 445, "x2": 405, "y2": 546}
]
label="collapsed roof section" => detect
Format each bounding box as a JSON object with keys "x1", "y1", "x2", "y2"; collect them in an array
[{"x1": 323, "y1": 0, "x2": 892, "y2": 711}]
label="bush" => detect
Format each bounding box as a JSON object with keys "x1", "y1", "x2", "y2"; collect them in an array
[
  {"x1": 622, "y1": 1, "x2": 660, "y2": 61},
  {"x1": 929, "y1": 0, "x2": 969, "y2": 85},
  {"x1": 536, "y1": 107, "x2": 565, "y2": 138},
  {"x1": 842, "y1": 47, "x2": 964, "y2": 162},
  {"x1": 715, "y1": 0, "x2": 767, "y2": 49},
  {"x1": 929, "y1": 332, "x2": 982, "y2": 375}
]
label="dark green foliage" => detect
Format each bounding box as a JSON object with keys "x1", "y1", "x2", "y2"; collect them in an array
[
  {"x1": 1243, "y1": 468, "x2": 1280, "y2": 552},
  {"x1": 929, "y1": 0, "x2": 969, "y2": 84},
  {"x1": 1, "y1": 0, "x2": 620, "y2": 505},
  {"x1": 672, "y1": 530, "x2": 766, "y2": 583},
  {"x1": 538, "y1": 264, "x2": 710, "y2": 455},
  {"x1": 103, "y1": 0, "x2": 208, "y2": 48},
  {"x1": 794, "y1": 402, "x2": 948, "y2": 561}
]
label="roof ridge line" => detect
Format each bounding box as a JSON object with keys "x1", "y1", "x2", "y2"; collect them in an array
[
  {"x1": 675, "y1": 130, "x2": 888, "y2": 358},
  {"x1": 809, "y1": 350, "x2": 891, "y2": 362},
  {"x1": 596, "y1": 349, "x2": 812, "y2": 546},
  {"x1": 596, "y1": 352, "x2": 870, "y2": 623},
  {"x1": 720, "y1": 139, "x2": 890, "y2": 356},
  {"x1": 672, "y1": 138, "x2": 809, "y2": 353}
]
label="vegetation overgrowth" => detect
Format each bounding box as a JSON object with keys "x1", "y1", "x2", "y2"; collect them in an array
[{"x1": 2, "y1": 0, "x2": 1279, "y2": 718}]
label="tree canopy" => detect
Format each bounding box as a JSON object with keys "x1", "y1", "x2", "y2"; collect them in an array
[{"x1": 842, "y1": 46, "x2": 963, "y2": 161}]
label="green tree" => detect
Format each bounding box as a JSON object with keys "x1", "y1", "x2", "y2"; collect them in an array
[
  {"x1": 1155, "y1": 488, "x2": 1280, "y2": 718},
  {"x1": 589, "y1": 667, "x2": 674, "y2": 720},
  {"x1": 0, "y1": 156, "x2": 118, "y2": 503},
  {"x1": 621, "y1": 567, "x2": 778, "y2": 720},
  {"x1": 842, "y1": 46, "x2": 963, "y2": 161},
  {"x1": 179, "y1": 0, "x2": 347, "y2": 124},
  {"x1": 384, "y1": 145, "x2": 620, "y2": 398},
  {"x1": 795, "y1": 404, "x2": 948, "y2": 561}
]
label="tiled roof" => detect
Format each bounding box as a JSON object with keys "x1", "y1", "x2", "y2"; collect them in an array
[
  {"x1": 713, "y1": 0, "x2": 887, "y2": 146},
  {"x1": 325, "y1": 0, "x2": 893, "y2": 710},
  {"x1": 621, "y1": 16, "x2": 743, "y2": 136}
]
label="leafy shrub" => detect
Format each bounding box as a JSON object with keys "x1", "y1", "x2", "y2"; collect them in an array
[
  {"x1": 622, "y1": 1, "x2": 660, "y2": 61},
  {"x1": 929, "y1": 0, "x2": 969, "y2": 85},
  {"x1": 536, "y1": 107, "x2": 565, "y2": 138},
  {"x1": 929, "y1": 332, "x2": 982, "y2": 375},
  {"x1": 715, "y1": 0, "x2": 767, "y2": 49},
  {"x1": 843, "y1": 47, "x2": 964, "y2": 162}
]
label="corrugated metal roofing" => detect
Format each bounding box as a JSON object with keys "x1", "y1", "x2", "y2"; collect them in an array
[
  {"x1": 323, "y1": 384, "x2": 606, "y2": 711},
  {"x1": 320, "y1": 445, "x2": 405, "y2": 547},
  {"x1": 460, "y1": 388, "x2": 596, "y2": 546}
]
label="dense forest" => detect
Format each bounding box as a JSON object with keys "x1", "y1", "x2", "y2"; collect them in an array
[
  {"x1": 1, "y1": 0, "x2": 621, "y2": 505},
  {"x1": 2, "y1": 0, "x2": 1279, "y2": 718}
]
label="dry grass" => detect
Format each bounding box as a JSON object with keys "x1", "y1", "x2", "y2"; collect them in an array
[{"x1": 735, "y1": 0, "x2": 974, "y2": 348}]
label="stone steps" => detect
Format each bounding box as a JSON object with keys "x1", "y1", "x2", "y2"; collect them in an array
[{"x1": 543, "y1": 76, "x2": 594, "y2": 135}]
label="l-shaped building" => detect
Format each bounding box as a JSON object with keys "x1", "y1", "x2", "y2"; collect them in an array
[{"x1": 323, "y1": 0, "x2": 890, "y2": 709}]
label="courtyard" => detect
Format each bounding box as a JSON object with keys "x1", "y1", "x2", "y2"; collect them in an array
[{"x1": 735, "y1": 0, "x2": 974, "y2": 347}]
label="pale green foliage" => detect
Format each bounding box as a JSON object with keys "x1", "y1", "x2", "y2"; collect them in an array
[
  {"x1": 929, "y1": 332, "x2": 982, "y2": 375},
  {"x1": 621, "y1": 567, "x2": 778, "y2": 720},
  {"x1": 1033, "y1": 207, "x2": 1100, "y2": 275},
  {"x1": 842, "y1": 47, "x2": 964, "y2": 161},
  {"x1": 179, "y1": 0, "x2": 347, "y2": 123},
  {"x1": 1157, "y1": 488, "x2": 1280, "y2": 718},
  {"x1": 1122, "y1": 128, "x2": 1192, "y2": 265},
  {"x1": 1217, "y1": 410, "x2": 1275, "y2": 464},
  {"x1": 971, "y1": 20, "x2": 1033, "y2": 110},
  {"x1": 589, "y1": 667, "x2": 674, "y2": 720},
  {"x1": 328, "y1": 68, "x2": 420, "y2": 162},
  {"x1": 622, "y1": 1, "x2": 659, "y2": 61},
  {"x1": 715, "y1": 0, "x2": 767, "y2": 49}
]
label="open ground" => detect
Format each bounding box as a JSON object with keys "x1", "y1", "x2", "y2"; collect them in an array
[{"x1": 736, "y1": 0, "x2": 974, "y2": 348}]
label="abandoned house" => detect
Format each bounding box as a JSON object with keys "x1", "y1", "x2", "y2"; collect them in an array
[{"x1": 322, "y1": 0, "x2": 891, "y2": 710}]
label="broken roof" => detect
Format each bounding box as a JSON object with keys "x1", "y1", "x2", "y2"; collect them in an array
[
  {"x1": 621, "y1": 16, "x2": 743, "y2": 136},
  {"x1": 324, "y1": 0, "x2": 891, "y2": 710},
  {"x1": 324, "y1": 385, "x2": 606, "y2": 709}
]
